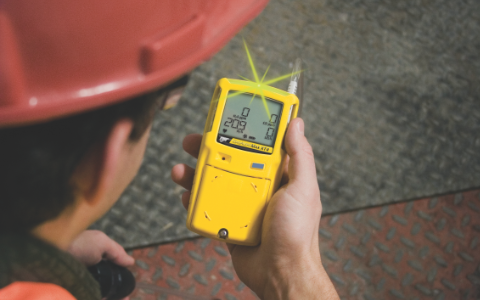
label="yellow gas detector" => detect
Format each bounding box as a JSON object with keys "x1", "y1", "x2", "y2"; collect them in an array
[{"x1": 186, "y1": 78, "x2": 300, "y2": 246}]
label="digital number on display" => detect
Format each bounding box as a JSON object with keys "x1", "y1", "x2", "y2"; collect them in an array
[{"x1": 218, "y1": 92, "x2": 283, "y2": 148}]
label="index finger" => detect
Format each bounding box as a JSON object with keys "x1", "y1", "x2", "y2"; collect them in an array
[
  {"x1": 182, "y1": 134, "x2": 202, "y2": 158},
  {"x1": 100, "y1": 235, "x2": 135, "y2": 267}
]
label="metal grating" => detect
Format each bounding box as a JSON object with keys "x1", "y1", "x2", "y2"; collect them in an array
[
  {"x1": 92, "y1": 0, "x2": 480, "y2": 248},
  {"x1": 128, "y1": 189, "x2": 480, "y2": 300}
]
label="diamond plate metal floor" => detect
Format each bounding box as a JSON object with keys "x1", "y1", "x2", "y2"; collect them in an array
[
  {"x1": 127, "y1": 189, "x2": 480, "y2": 300},
  {"x1": 92, "y1": 0, "x2": 480, "y2": 248}
]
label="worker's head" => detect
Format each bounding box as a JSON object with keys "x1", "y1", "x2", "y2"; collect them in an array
[{"x1": 0, "y1": 0, "x2": 268, "y2": 234}]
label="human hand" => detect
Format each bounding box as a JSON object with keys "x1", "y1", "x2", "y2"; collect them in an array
[
  {"x1": 68, "y1": 230, "x2": 135, "y2": 300},
  {"x1": 172, "y1": 118, "x2": 339, "y2": 300}
]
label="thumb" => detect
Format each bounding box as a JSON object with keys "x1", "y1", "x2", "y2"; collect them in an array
[
  {"x1": 98, "y1": 234, "x2": 135, "y2": 267},
  {"x1": 284, "y1": 118, "x2": 319, "y2": 200}
]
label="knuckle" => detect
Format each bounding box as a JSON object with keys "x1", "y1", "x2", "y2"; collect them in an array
[
  {"x1": 317, "y1": 197, "x2": 323, "y2": 214},
  {"x1": 90, "y1": 230, "x2": 104, "y2": 239},
  {"x1": 92, "y1": 230, "x2": 113, "y2": 246},
  {"x1": 300, "y1": 143, "x2": 314, "y2": 159}
]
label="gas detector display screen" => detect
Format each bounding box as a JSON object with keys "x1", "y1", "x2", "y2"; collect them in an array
[{"x1": 218, "y1": 91, "x2": 283, "y2": 147}]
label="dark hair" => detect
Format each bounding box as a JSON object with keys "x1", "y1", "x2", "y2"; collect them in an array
[{"x1": 0, "y1": 90, "x2": 163, "y2": 232}]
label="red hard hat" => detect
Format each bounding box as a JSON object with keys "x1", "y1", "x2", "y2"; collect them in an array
[{"x1": 0, "y1": 0, "x2": 269, "y2": 127}]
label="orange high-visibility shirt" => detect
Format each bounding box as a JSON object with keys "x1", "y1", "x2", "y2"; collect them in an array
[{"x1": 0, "y1": 282, "x2": 76, "y2": 300}]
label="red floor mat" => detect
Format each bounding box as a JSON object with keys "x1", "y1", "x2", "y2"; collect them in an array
[{"x1": 129, "y1": 189, "x2": 480, "y2": 300}]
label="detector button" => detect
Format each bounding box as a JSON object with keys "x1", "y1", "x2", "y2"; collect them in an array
[{"x1": 251, "y1": 163, "x2": 264, "y2": 170}]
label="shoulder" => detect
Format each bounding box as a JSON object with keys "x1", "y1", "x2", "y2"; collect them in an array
[{"x1": 0, "y1": 282, "x2": 76, "y2": 300}]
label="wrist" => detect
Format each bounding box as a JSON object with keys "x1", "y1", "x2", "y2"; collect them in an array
[{"x1": 262, "y1": 257, "x2": 339, "y2": 300}]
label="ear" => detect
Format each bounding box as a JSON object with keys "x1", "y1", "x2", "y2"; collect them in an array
[{"x1": 72, "y1": 118, "x2": 134, "y2": 206}]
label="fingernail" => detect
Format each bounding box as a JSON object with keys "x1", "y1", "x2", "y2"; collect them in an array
[{"x1": 297, "y1": 119, "x2": 304, "y2": 135}]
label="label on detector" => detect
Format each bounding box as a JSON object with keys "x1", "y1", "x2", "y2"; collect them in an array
[
  {"x1": 217, "y1": 135, "x2": 273, "y2": 154},
  {"x1": 230, "y1": 139, "x2": 273, "y2": 153}
]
